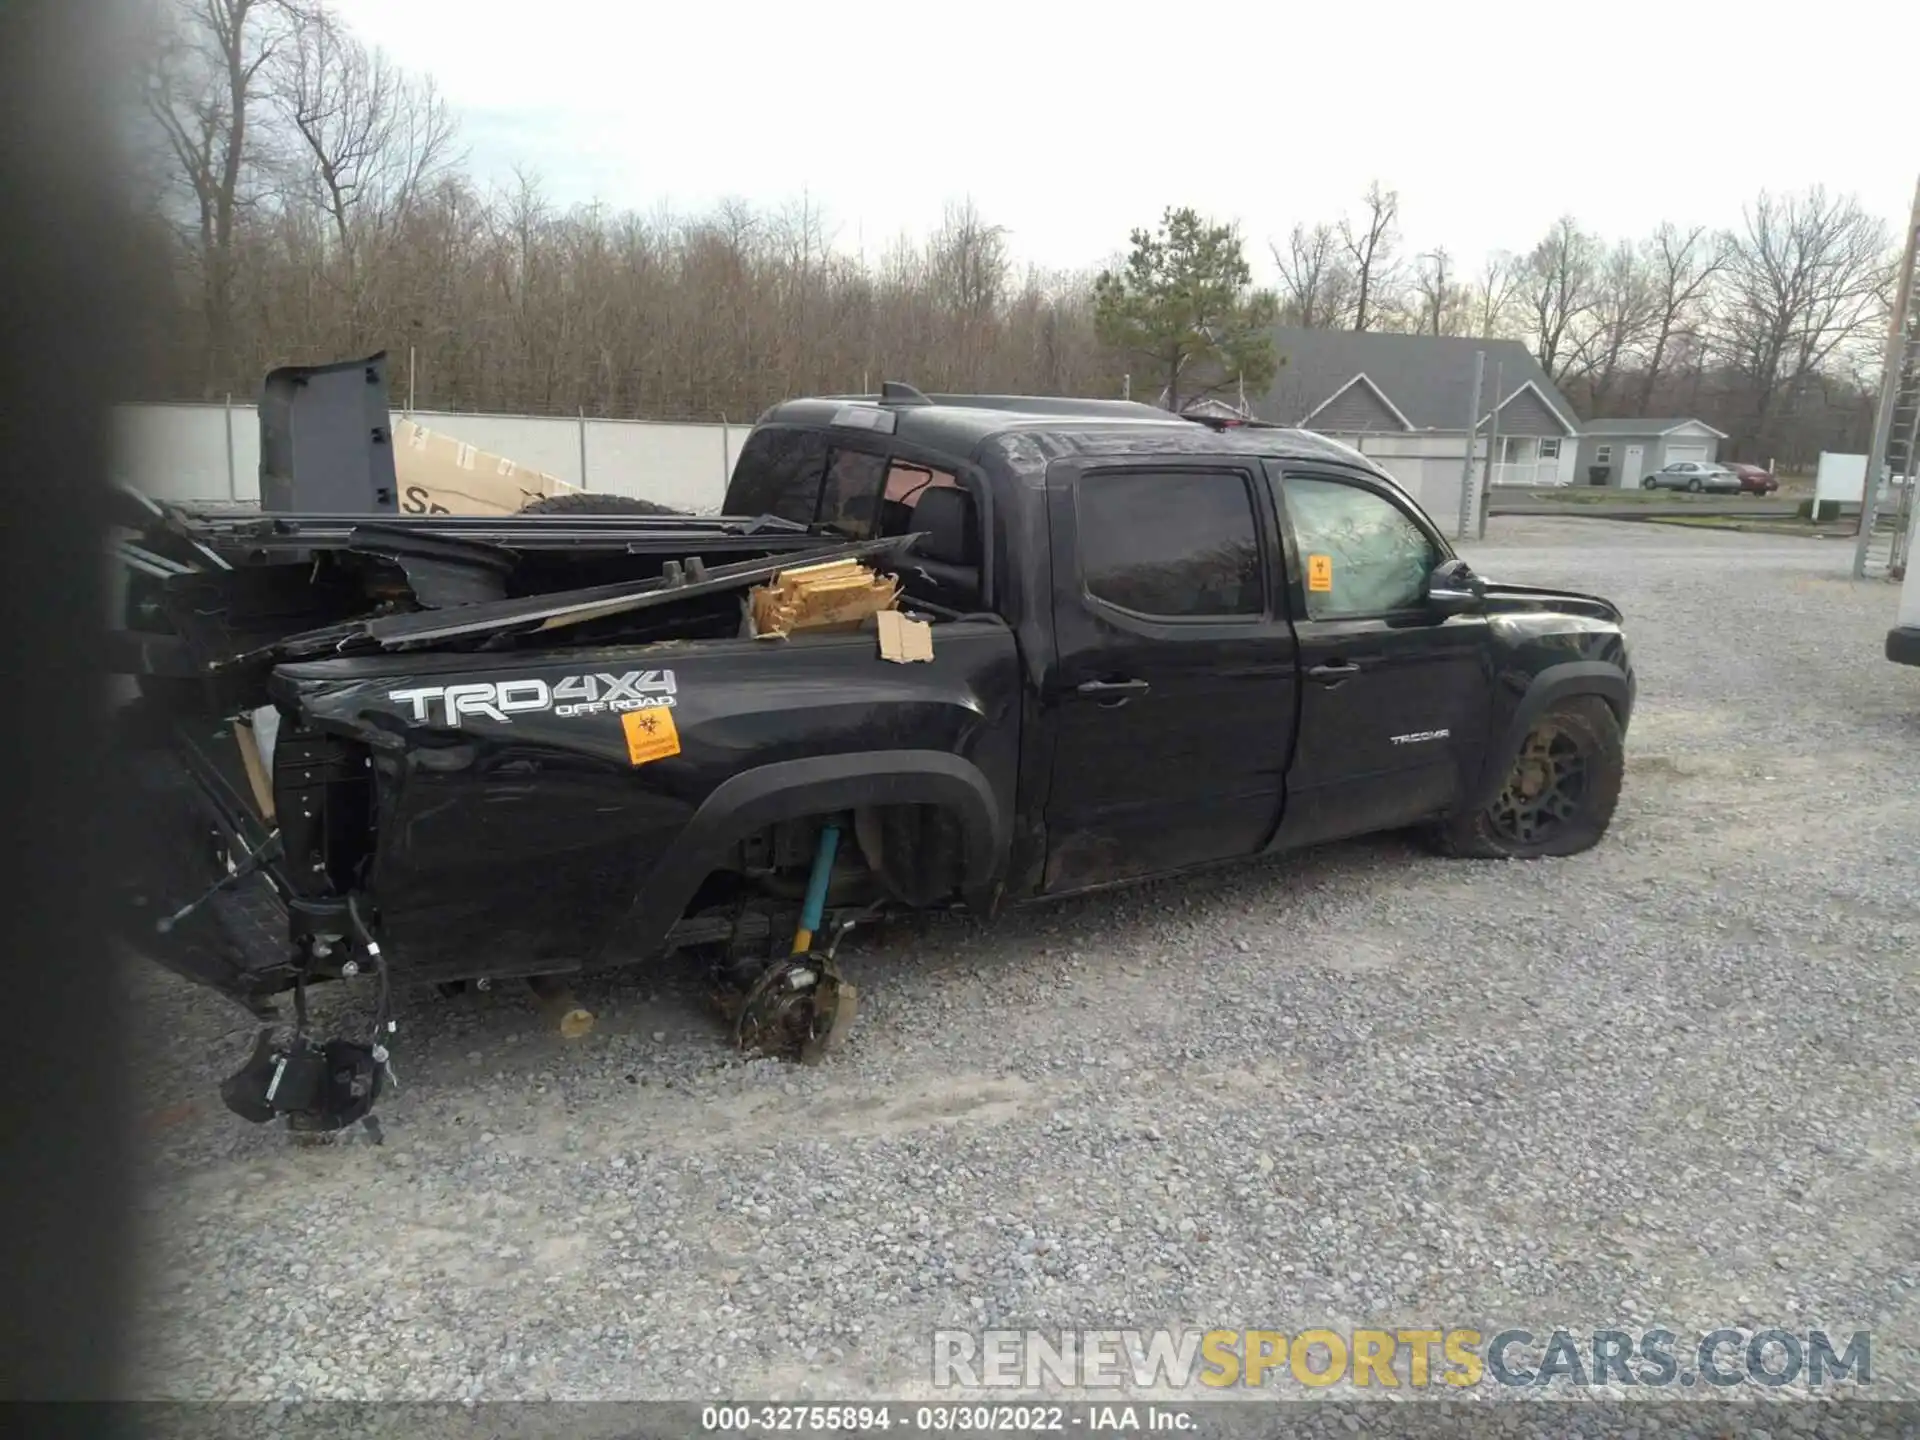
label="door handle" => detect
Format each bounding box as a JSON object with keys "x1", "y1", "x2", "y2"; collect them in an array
[
  {"x1": 1307, "y1": 661, "x2": 1362, "y2": 681},
  {"x1": 1077, "y1": 678, "x2": 1150, "y2": 706}
]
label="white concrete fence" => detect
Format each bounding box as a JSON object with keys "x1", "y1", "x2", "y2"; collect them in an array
[
  {"x1": 111, "y1": 402, "x2": 746, "y2": 513},
  {"x1": 113, "y1": 400, "x2": 1571, "y2": 529}
]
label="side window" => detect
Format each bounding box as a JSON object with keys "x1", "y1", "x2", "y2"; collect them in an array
[
  {"x1": 884, "y1": 461, "x2": 957, "y2": 507},
  {"x1": 1076, "y1": 469, "x2": 1263, "y2": 619},
  {"x1": 815, "y1": 448, "x2": 889, "y2": 537},
  {"x1": 1283, "y1": 476, "x2": 1437, "y2": 619},
  {"x1": 878, "y1": 461, "x2": 960, "y2": 536}
]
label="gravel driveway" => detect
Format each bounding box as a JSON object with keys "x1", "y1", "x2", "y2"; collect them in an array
[{"x1": 122, "y1": 517, "x2": 1920, "y2": 1412}]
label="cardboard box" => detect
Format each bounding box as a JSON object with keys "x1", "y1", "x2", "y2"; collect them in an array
[
  {"x1": 392, "y1": 419, "x2": 579, "y2": 516},
  {"x1": 876, "y1": 610, "x2": 934, "y2": 662}
]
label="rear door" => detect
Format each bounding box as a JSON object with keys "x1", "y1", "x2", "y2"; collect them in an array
[
  {"x1": 1040, "y1": 459, "x2": 1299, "y2": 892},
  {"x1": 1269, "y1": 467, "x2": 1494, "y2": 850}
]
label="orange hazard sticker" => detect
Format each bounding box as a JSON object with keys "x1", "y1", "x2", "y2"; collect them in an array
[
  {"x1": 620, "y1": 705, "x2": 681, "y2": 766},
  {"x1": 1307, "y1": 554, "x2": 1333, "y2": 592}
]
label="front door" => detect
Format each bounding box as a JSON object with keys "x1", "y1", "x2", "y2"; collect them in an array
[
  {"x1": 1623, "y1": 444, "x2": 1644, "y2": 487},
  {"x1": 1268, "y1": 468, "x2": 1495, "y2": 850},
  {"x1": 1041, "y1": 460, "x2": 1299, "y2": 892}
]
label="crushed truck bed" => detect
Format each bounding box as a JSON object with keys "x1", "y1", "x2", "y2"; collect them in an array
[{"x1": 109, "y1": 488, "x2": 990, "y2": 1139}]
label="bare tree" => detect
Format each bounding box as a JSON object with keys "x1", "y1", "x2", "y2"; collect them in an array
[
  {"x1": 141, "y1": 0, "x2": 290, "y2": 390},
  {"x1": 1636, "y1": 223, "x2": 1727, "y2": 411},
  {"x1": 126, "y1": 0, "x2": 1900, "y2": 458},
  {"x1": 1519, "y1": 216, "x2": 1599, "y2": 383},
  {"x1": 270, "y1": 1, "x2": 458, "y2": 312},
  {"x1": 1713, "y1": 187, "x2": 1892, "y2": 451},
  {"x1": 921, "y1": 200, "x2": 1011, "y2": 387},
  {"x1": 1566, "y1": 240, "x2": 1657, "y2": 413},
  {"x1": 1470, "y1": 251, "x2": 1524, "y2": 340},
  {"x1": 1412, "y1": 247, "x2": 1471, "y2": 336},
  {"x1": 1271, "y1": 222, "x2": 1352, "y2": 329},
  {"x1": 928, "y1": 200, "x2": 1009, "y2": 318},
  {"x1": 1339, "y1": 182, "x2": 1400, "y2": 332}
]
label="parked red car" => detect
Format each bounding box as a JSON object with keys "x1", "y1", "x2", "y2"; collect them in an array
[{"x1": 1723, "y1": 462, "x2": 1779, "y2": 495}]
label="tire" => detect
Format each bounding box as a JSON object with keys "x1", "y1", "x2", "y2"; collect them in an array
[
  {"x1": 519, "y1": 491, "x2": 682, "y2": 516},
  {"x1": 1432, "y1": 696, "x2": 1624, "y2": 860},
  {"x1": 1687, "y1": 477, "x2": 1702, "y2": 492},
  {"x1": 1641, "y1": 477, "x2": 1657, "y2": 490}
]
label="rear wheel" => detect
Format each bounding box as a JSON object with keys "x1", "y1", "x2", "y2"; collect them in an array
[
  {"x1": 1641, "y1": 477, "x2": 1657, "y2": 489},
  {"x1": 1434, "y1": 697, "x2": 1623, "y2": 859},
  {"x1": 1687, "y1": 477, "x2": 1703, "y2": 492},
  {"x1": 519, "y1": 491, "x2": 682, "y2": 516}
]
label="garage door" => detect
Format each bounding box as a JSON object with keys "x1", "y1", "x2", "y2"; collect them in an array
[{"x1": 1666, "y1": 444, "x2": 1710, "y2": 464}]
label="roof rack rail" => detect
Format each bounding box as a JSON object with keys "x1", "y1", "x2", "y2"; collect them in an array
[
  {"x1": 879, "y1": 381, "x2": 932, "y2": 406},
  {"x1": 1180, "y1": 412, "x2": 1283, "y2": 432}
]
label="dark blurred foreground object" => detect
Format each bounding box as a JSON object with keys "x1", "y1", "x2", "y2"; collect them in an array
[{"x1": 0, "y1": 0, "x2": 139, "y2": 1411}]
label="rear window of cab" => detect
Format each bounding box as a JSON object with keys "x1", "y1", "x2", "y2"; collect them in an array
[{"x1": 728, "y1": 426, "x2": 958, "y2": 538}]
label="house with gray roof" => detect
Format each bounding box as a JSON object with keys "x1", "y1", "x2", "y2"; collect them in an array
[
  {"x1": 1240, "y1": 327, "x2": 1585, "y2": 517},
  {"x1": 1570, "y1": 417, "x2": 1727, "y2": 488}
]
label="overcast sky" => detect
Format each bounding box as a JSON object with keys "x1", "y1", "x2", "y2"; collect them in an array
[{"x1": 328, "y1": 0, "x2": 1918, "y2": 281}]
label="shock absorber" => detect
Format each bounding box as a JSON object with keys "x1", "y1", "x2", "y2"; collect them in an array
[
  {"x1": 730, "y1": 819, "x2": 860, "y2": 1061},
  {"x1": 790, "y1": 820, "x2": 841, "y2": 955}
]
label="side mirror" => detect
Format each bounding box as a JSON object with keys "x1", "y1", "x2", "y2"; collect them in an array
[{"x1": 1425, "y1": 558, "x2": 1486, "y2": 616}]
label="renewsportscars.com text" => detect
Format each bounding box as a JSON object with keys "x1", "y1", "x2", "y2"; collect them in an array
[{"x1": 932, "y1": 1327, "x2": 1873, "y2": 1391}]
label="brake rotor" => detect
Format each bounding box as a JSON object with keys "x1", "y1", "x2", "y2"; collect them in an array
[{"x1": 731, "y1": 957, "x2": 858, "y2": 1062}]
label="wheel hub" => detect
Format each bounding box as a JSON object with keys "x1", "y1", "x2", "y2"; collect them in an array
[
  {"x1": 1488, "y1": 722, "x2": 1590, "y2": 846},
  {"x1": 729, "y1": 954, "x2": 859, "y2": 1063}
]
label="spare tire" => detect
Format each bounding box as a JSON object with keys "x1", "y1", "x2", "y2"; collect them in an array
[{"x1": 519, "y1": 491, "x2": 682, "y2": 516}]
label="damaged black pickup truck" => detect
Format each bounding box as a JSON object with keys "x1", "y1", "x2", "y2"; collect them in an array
[{"x1": 113, "y1": 385, "x2": 1635, "y2": 1137}]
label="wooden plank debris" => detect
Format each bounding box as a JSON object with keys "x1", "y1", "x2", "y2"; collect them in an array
[{"x1": 748, "y1": 558, "x2": 900, "y2": 639}]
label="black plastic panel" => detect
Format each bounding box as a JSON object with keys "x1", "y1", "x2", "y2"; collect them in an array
[{"x1": 258, "y1": 352, "x2": 399, "y2": 513}]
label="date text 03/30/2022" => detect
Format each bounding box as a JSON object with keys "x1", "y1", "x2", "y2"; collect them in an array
[{"x1": 701, "y1": 1405, "x2": 1196, "y2": 1433}]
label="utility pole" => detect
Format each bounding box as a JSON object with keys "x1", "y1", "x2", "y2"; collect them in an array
[
  {"x1": 1478, "y1": 360, "x2": 1504, "y2": 540},
  {"x1": 1456, "y1": 351, "x2": 1486, "y2": 540},
  {"x1": 1853, "y1": 172, "x2": 1920, "y2": 578},
  {"x1": 223, "y1": 392, "x2": 237, "y2": 500}
]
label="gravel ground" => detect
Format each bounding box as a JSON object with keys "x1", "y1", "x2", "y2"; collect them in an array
[{"x1": 120, "y1": 517, "x2": 1920, "y2": 1419}]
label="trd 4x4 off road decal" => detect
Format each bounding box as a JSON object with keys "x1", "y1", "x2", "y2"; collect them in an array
[{"x1": 386, "y1": 670, "x2": 677, "y2": 727}]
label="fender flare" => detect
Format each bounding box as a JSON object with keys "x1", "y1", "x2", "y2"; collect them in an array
[
  {"x1": 617, "y1": 750, "x2": 1008, "y2": 953},
  {"x1": 1466, "y1": 661, "x2": 1634, "y2": 813}
]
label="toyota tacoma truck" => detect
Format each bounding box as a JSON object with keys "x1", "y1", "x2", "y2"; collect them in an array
[{"x1": 112, "y1": 384, "x2": 1636, "y2": 1136}]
